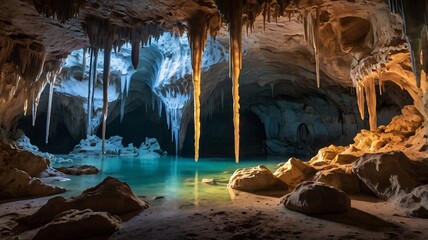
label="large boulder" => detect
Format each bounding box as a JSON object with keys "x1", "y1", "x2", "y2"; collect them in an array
[
  {"x1": 55, "y1": 165, "x2": 99, "y2": 175},
  {"x1": 352, "y1": 151, "x2": 428, "y2": 200},
  {"x1": 20, "y1": 176, "x2": 148, "y2": 227},
  {"x1": 0, "y1": 168, "x2": 65, "y2": 199},
  {"x1": 282, "y1": 181, "x2": 351, "y2": 214},
  {"x1": 395, "y1": 185, "x2": 428, "y2": 218},
  {"x1": 274, "y1": 158, "x2": 317, "y2": 187},
  {"x1": 33, "y1": 209, "x2": 121, "y2": 240},
  {"x1": 314, "y1": 167, "x2": 363, "y2": 194},
  {"x1": 0, "y1": 142, "x2": 49, "y2": 177},
  {"x1": 228, "y1": 165, "x2": 288, "y2": 192}
]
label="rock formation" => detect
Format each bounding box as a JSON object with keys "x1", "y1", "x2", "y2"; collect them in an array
[
  {"x1": 228, "y1": 165, "x2": 288, "y2": 193},
  {"x1": 282, "y1": 181, "x2": 351, "y2": 214},
  {"x1": 33, "y1": 209, "x2": 121, "y2": 240},
  {"x1": 19, "y1": 176, "x2": 148, "y2": 227}
]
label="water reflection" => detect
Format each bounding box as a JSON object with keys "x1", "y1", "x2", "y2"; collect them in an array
[{"x1": 51, "y1": 155, "x2": 283, "y2": 205}]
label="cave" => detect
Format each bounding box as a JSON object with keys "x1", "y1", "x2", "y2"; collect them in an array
[{"x1": 1, "y1": 0, "x2": 428, "y2": 239}]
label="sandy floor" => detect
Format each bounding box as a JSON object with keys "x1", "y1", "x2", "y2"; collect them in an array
[{"x1": 0, "y1": 192, "x2": 427, "y2": 240}]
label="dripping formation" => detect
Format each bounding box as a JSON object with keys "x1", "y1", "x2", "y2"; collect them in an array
[
  {"x1": 388, "y1": 0, "x2": 428, "y2": 88},
  {"x1": 32, "y1": 0, "x2": 86, "y2": 23}
]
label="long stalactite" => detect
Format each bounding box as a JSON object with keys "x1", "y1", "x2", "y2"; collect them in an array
[{"x1": 187, "y1": 11, "x2": 210, "y2": 162}]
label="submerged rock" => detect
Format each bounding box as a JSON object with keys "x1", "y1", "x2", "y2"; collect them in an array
[
  {"x1": 20, "y1": 176, "x2": 148, "y2": 227},
  {"x1": 274, "y1": 158, "x2": 317, "y2": 187},
  {"x1": 228, "y1": 165, "x2": 288, "y2": 192},
  {"x1": 0, "y1": 168, "x2": 65, "y2": 199},
  {"x1": 282, "y1": 181, "x2": 351, "y2": 214},
  {"x1": 352, "y1": 151, "x2": 428, "y2": 200},
  {"x1": 33, "y1": 209, "x2": 121, "y2": 240},
  {"x1": 202, "y1": 178, "x2": 216, "y2": 185},
  {"x1": 55, "y1": 165, "x2": 99, "y2": 175},
  {"x1": 395, "y1": 185, "x2": 428, "y2": 218}
]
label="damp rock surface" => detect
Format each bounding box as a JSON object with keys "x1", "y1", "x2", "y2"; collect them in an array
[{"x1": 55, "y1": 165, "x2": 99, "y2": 175}]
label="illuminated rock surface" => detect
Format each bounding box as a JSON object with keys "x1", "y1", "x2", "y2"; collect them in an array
[
  {"x1": 55, "y1": 165, "x2": 99, "y2": 175},
  {"x1": 228, "y1": 165, "x2": 288, "y2": 192}
]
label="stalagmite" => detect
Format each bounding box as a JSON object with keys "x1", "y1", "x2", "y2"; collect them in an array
[
  {"x1": 188, "y1": 11, "x2": 210, "y2": 162},
  {"x1": 364, "y1": 77, "x2": 377, "y2": 131},
  {"x1": 101, "y1": 46, "x2": 112, "y2": 155}
]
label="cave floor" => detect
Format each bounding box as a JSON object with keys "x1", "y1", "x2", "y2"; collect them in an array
[{"x1": 1, "y1": 192, "x2": 427, "y2": 240}]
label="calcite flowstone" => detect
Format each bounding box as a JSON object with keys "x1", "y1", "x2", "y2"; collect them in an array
[
  {"x1": 19, "y1": 176, "x2": 148, "y2": 227},
  {"x1": 352, "y1": 151, "x2": 428, "y2": 200},
  {"x1": 55, "y1": 165, "x2": 99, "y2": 175},
  {"x1": 282, "y1": 181, "x2": 351, "y2": 214},
  {"x1": 228, "y1": 165, "x2": 288, "y2": 192},
  {"x1": 33, "y1": 209, "x2": 121, "y2": 240},
  {"x1": 274, "y1": 158, "x2": 317, "y2": 187}
]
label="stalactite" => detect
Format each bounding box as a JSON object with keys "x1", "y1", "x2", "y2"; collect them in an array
[
  {"x1": 8, "y1": 41, "x2": 46, "y2": 82},
  {"x1": 303, "y1": 6, "x2": 321, "y2": 88},
  {"x1": 364, "y1": 77, "x2": 377, "y2": 131},
  {"x1": 45, "y1": 77, "x2": 54, "y2": 144},
  {"x1": 120, "y1": 74, "x2": 126, "y2": 123},
  {"x1": 32, "y1": 0, "x2": 86, "y2": 23},
  {"x1": 82, "y1": 48, "x2": 87, "y2": 80},
  {"x1": 23, "y1": 99, "x2": 28, "y2": 116},
  {"x1": 87, "y1": 48, "x2": 98, "y2": 136},
  {"x1": 356, "y1": 83, "x2": 365, "y2": 120},
  {"x1": 215, "y1": 0, "x2": 244, "y2": 163},
  {"x1": 131, "y1": 41, "x2": 139, "y2": 70},
  {"x1": 187, "y1": 11, "x2": 210, "y2": 162},
  {"x1": 388, "y1": 0, "x2": 428, "y2": 88},
  {"x1": 101, "y1": 45, "x2": 112, "y2": 155},
  {"x1": 44, "y1": 60, "x2": 63, "y2": 144}
]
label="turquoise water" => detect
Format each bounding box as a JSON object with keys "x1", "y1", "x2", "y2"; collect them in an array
[{"x1": 50, "y1": 156, "x2": 285, "y2": 206}]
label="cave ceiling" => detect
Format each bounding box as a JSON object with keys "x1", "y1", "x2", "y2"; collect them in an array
[{"x1": 1, "y1": 0, "x2": 427, "y2": 161}]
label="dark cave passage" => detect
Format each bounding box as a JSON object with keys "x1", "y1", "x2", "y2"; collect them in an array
[{"x1": 182, "y1": 109, "x2": 267, "y2": 158}]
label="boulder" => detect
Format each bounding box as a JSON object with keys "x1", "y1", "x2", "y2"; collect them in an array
[
  {"x1": 282, "y1": 181, "x2": 351, "y2": 214},
  {"x1": 314, "y1": 167, "x2": 362, "y2": 194},
  {"x1": 274, "y1": 158, "x2": 317, "y2": 187},
  {"x1": 20, "y1": 176, "x2": 148, "y2": 227},
  {"x1": 55, "y1": 165, "x2": 99, "y2": 175},
  {"x1": 0, "y1": 168, "x2": 65, "y2": 199},
  {"x1": 33, "y1": 209, "x2": 121, "y2": 240},
  {"x1": 228, "y1": 165, "x2": 288, "y2": 192},
  {"x1": 395, "y1": 185, "x2": 428, "y2": 218},
  {"x1": 0, "y1": 142, "x2": 49, "y2": 177},
  {"x1": 352, "y1": 151, "x2": 428, "y2": 200}
]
